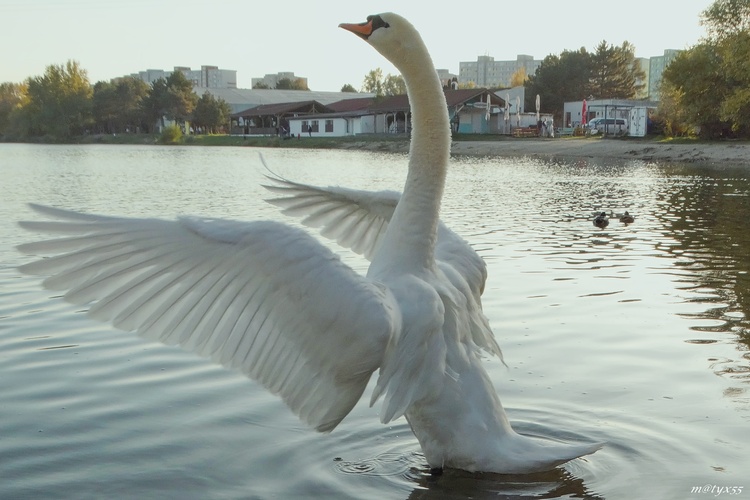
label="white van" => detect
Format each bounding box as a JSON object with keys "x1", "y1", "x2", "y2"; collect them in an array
[{"x1": 588, "y1": 117, "x2": 627, "y2": 135}]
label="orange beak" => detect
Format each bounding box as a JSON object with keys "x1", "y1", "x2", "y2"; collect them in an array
[{"x1": 339, "y1": 20, "x2": 374, "y2": 40}]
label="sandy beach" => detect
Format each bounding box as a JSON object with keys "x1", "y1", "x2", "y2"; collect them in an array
[{"x1": 342, "y1": 137, "x2": 750, "y2": 166}]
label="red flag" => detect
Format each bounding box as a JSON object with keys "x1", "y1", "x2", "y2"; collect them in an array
[{"x1": 581, "y1": 99, "x2": 588, "y2": 126}]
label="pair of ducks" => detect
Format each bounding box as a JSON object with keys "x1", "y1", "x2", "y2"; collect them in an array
[{"x1": 594, "y1": 211, "x2": 635, "y2": 229}]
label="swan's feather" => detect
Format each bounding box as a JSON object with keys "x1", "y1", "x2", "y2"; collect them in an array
[
  {"x1": 18, "y1": 203, "x2": 397, "y2": 432},
  {"x1": 262, "y1": 173, "x2": 398, "y2": 260},
  {"x1": 263, "y1": 172, "x2": 501, "y2": 358}
]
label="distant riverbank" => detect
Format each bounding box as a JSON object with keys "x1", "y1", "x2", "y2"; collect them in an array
[
  {"x1": 342, "y1": 136, "x2": 750, "y2": 166},
  {"x1": 9, "y1": 133, "x2": 750, "y2": 166}
]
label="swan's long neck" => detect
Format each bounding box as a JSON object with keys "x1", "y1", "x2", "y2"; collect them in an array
[{"x1": 372, "y1": 37, "x2": 451, "y2": 274}]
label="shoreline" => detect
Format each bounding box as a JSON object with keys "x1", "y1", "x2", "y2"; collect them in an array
[
  {"x1": 5, "y1": 135, "x2": 749, "y2": 166},
  {"x1": 340, "y1": 137, "x2": 750, "y2": 166}
]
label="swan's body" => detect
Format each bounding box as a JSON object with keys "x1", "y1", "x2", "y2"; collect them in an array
[
  {"x1": 619, "y1": 211, "x2": 635, "y2": 224},
  {"x1": 593, "y1": 212, "x2": 609, "y2": 229},
  {"x1": 17, "y1": 13, "x2": 601, "y2": 474}
]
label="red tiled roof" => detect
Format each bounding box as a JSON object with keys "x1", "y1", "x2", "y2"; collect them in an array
[{"x1": 327, "y1": 97, "x2": 375, "y2": 112}]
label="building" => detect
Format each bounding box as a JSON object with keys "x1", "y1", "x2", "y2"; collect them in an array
[
  {"x1": 240, "y1": 89, "x2": 513, "y2": 138},
  {"x1": 636, "y1": 57, "x2": 650, "y2": 99},
  {"x1": 647, "y1": 49, "x2": 682, "y2": 100},
  {"x1": 563, "y1": 99, "x2": 658, "y2": 136},
  {"x1": 437, "y1": 69, "x2": 458, "y2": 89},
  {"x1": 198, "y1": 88, "x2": 374, "y2": 114},
  {"x1": 459, "y1": 55, "x2": 541, "y2": 88},
  {"x1": 251, "y1": 72, "x2": 308, "y2": 90},
  {"x1": 129, "y1": 65, "x2": 237, "y2": 89}
]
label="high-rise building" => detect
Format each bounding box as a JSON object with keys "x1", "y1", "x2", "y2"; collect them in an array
[
  {"x1": 459, "y1": 55, "x2": 541, "y2": 88},
  {"x1": 128, "y1": 66, "x2": 237, "y2": 89},
  {"x1": 648, "y1": 50, "x2": 682, "y2": 100}
]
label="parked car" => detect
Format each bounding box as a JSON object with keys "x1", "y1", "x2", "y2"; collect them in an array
[{"x1": 588, "y1": 117, "x2": 627, "y2": 134}]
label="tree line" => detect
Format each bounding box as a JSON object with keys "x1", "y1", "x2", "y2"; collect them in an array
[
  {"x1": 524, "y1": 40, "x2": 646, "y2": 125},
  {"x1": 526, "y1": 0, "x2": 750, "y2": 138},
  {"x1": 659, "y1": 0, "x2": 750, "y2": 138},
  {"x1": 0, "y1": 62, "x2": 232, "y2": 141},
  {"x1": 1, "y1": 0, "x2": 746, "y2": 141}
]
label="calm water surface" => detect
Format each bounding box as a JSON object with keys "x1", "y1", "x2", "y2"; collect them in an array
[{"x1": 1, "y1": 144, "x2": 748, "y2": 499}]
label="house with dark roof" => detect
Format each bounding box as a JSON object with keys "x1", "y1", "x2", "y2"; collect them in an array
[
  {"x1": 232, "y1": 89, "x2": 515, "y2": 137},
  {"x1": 231, "y1": 100, "x2": 333, "y2": 136}
]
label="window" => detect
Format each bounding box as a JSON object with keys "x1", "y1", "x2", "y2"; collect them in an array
[
  {"x1": 311, "y1": 120, "x2": 319, "y2": 132},
  {"x1": 325, "y1": 120, "x2": 334, "y2": 133}
]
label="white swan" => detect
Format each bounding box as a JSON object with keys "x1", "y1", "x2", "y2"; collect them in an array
[{"x1": 17, "y1": 12, "x2": 601, "y2": 474}]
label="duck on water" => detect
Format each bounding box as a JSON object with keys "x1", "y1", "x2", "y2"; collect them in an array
[{"x1": 17, "y1": 13, "x2": 602, "y2": 475}]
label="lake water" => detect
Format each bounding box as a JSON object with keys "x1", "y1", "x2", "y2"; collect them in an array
[{"x1": 1, "y1": 143, "x2": 748, "y2": 499}]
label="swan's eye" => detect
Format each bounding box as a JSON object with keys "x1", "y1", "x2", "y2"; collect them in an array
[{"x1": 367, "y1": 15, "x2": 390, "y2": 31}]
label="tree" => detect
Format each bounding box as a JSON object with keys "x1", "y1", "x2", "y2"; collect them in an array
[
  {"x1": 253, "y1": 81, "x2": 271, "y2": 89},
  {"x1": 660, "y1": 43, "x2": 730, "y2": 137},
  {"x1": 275, "y1": 78, "x2": 308, "y2": 90},
  {"x1": 340, "y1": 83, "x2": 357, "y2": 92},
  {"x1": 658, "y1": 0, "x2": 750, "y2": 138},
  {"x1": 292, "y1": 78, "x2": 309, "y2": 90},
  {"x1": 525, "y1": 48, "x2": 593, "y2": 122},
  {"x1": 701, "y1": 0, "x2": 750, "y2": 40},
  {"x1": 116, "y1": 77, "x2": 150, "y2": 133},
  {"x1": 92, "y1": 81, "x2": 118, "y2": 133},
  {"x1": 165, "y1": 71, "x2": 197, "y2": 125},
  {"x1": 141, "y1": 78, "x2": 170, "y2": 131},
  {"x1": 654, "y1": 79, "x2": 690, "y2": 136},
  {"x1": 191, "y1": 91, "x2": 231, "y2": 134},
  {"x1": 510, "y1": 67, "x2": 527, "y2": 87},
  {"x1": 383, "y1": 74, "x2": 406, "y2": 96},
  {"x1": 590, "y1": 41, "x2": 645, "y2": 99},
  {"x1": 717, "y1": 30, "x2": 750, "y2": 135},
  {"x1": 362, "y1": 68, "x2": 384, "y2": 96},
  {"x1": 93, "y1": 77, "x2": 149, "y2": 134},
  {"x1": 362, "y1": 68, "x2": 406, "y2": 96},
  {"x1": 141, "y1": 71, "x2": 197, "y2": 131},
  {"x1": 21, "y1": 60, "x2": 93, "y2": 139},
  {"x1": 0, "y1": 81, "x2": 27, "y2": 137}
]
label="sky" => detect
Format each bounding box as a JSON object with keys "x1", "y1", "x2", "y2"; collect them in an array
[{"x1": 0, "y1": 0, "x2": 715, "y2": 92}]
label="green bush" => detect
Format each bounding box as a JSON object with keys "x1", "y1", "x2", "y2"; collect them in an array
[{"x1": 159, "y1": 124, "x2": 183, "y2": 144}]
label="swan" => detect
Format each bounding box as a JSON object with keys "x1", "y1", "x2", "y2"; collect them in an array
[
  {"x1": 593, "y1": 212, "x2": 609, "y2": 229},
  {"x1": 17, "y1": 12, "x2": 601, "y2": 474}
]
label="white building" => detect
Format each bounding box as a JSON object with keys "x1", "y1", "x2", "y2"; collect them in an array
[{"x1": 563, "y1": 99, "x2": 658, "y2": 136}]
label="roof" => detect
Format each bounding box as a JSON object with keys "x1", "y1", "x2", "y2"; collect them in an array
[
  {"x1": 231, "y1": 100, "x2": 333, "y2": 118},
  {"x1": 367, "y1": 88, "x2": 506, "y2": 113},
  {"x1": 277, "y1": 88, "x2": 511, "y2": 121},
  {"x1": 327, "y1": 96, "x2": 376, "y2": 112},
  {"x1": 194, "y1": 87, "x2": 376, "y2": 114}
]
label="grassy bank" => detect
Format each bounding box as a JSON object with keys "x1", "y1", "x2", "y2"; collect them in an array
[{"x1": 68, "y1": 132, "x2": 414, "y2": 149}]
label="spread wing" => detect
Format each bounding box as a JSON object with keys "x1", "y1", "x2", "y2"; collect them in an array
[
  {"x1": 263, "y1": 171, "x2": 501, "y2": 358},
  {"x1": 262, "y1": 173, "x2": 399, "y2": 260},
  {"x1": 17, "y1": 204, "x2": 398, "y2": 432}
]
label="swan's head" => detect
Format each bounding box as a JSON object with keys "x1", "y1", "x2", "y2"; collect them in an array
[{"x1": 339, "y1": 13, "x2": 426, "y2": 73}]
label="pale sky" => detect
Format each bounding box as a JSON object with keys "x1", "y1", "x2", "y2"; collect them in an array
[{"x1": 1, "y1": 0, "x2": 714, "y2": 92}]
